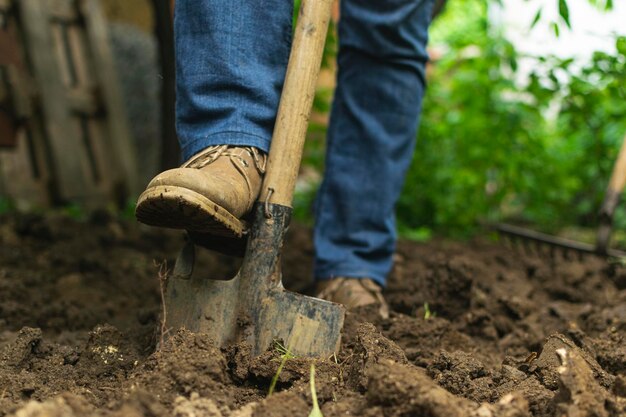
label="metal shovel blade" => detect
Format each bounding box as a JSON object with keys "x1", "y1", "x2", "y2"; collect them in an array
[{"x1": 165, "y1": 204, "x2": 345, "y2": 357}]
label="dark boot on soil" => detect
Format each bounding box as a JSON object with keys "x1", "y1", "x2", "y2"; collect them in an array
[
  {"x1": 135, "y1": 145, "x2": 266, "y2": 240},
  {"x1": 316, "y1": 277, "x2": 390, "y2": 319}
]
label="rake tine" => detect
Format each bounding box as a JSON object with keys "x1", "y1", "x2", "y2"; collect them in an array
[
  {"x1": 490, "y1": 223, "x2": 626, "y2": 260},
  {"x1": 505, "y1": 234, "x2": 516, "y2": 250},
  {"x1": 510, "y1": 237, "x2": 518, "y2": 251},
  {"x1": 498, "y1": 231, "x2": 508, "y2": 246},
  {"x1": 505, "y1": 235, "x2": 514, "y2": 250},
  {"x1": 550, "y1": 245, "x2": 557, "y2": 260}
]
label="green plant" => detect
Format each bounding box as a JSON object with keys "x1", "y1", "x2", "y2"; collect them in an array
[
  {"x1": 399, "y1": 4, "x2": 551, "y2": 235},
  {"x1": 268, "y1": 341, "x2": 296, "y2": 396},
  {"x1": 397, "y1": 0, "x2": 626, "y2": 237},
  {"x1": 530, "y1": 0, "x2": 614, "y2": 36},
  {"x1": 308, "y1": 364, "x2": 323, "y2": 417},
  {"x1": 121, "y1": 199, "x2": 137, "y2": 219},
  {"x1": 61, "y1": 203, "x2": 86, "y2": 220},
  {"x1": 423, "y1": 302, "x2": 436, "y2": 320},
  {"x1": 0, "y1": 197, "x2": 14, "y2": 214}
]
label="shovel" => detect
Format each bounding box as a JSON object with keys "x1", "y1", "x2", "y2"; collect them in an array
[{"x1": 164, "y1": 0, "x2": 345, "y2": 358}]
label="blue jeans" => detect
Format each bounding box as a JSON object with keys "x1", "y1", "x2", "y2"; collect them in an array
[{"x1": 175, "y1": 0, "x2": 434, "y2": 286}]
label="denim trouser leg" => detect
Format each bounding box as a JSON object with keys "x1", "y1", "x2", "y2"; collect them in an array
[
  {"x1": 174, "y1": 0, "x2": 292, "y2": 160},
  {"x1": 175, "y1": 0, "x2": 433, "y2": 287},
  {"x1": 313, "y1": 0, "x2": 434, "y2": 287}
]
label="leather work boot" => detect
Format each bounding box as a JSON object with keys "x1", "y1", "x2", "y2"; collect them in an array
[
  {"x1": 135, "y1": 145, "x2": 266, "y2": 238},
  {"x1": 316, "y1": 278, "x2": 390, "y2": 319}
]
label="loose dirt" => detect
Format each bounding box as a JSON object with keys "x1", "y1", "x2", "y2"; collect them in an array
[{"x1": 2, "y1": 211, "x2": 626, "y2": 416}]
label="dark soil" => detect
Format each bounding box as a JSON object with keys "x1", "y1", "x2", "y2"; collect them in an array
[{"x1": 2, "y1": 211, "x2": 626, "y2": 416}]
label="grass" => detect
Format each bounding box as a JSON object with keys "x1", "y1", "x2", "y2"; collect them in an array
[
  {"x1": 268, "y1": 341, "x2": 296, "y2": 396},
  {"x1": 308, "y1": 364, "x2": 323, "y2": 417},
  {"x1": 424, "y1": 302, "x2": 436, "y2": 320}
]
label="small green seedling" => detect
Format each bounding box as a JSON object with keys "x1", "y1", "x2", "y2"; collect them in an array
[
  {"x1": 268, "y1": 340, "x2": 296, "y2": 396},
  {"x1": 62, "y1": 203, "x2": 86, "y2": 220},
  {"x1": 0, "y1": 197, "x2": 14, "y2": 214},
  {"x1": 609, "y1": 256, "x2": 626, "y2": 266},
  {"x1": 424, "y1": 302, "x2": 436, "y2": 320},
  {"x1": 308, "y1": 364, "x2": 323, "y2": 417}
]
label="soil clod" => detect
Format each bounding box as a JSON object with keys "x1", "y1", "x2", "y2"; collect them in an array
[{"x1": 2, "y1": 214, "x2": 626, "y2": 416}]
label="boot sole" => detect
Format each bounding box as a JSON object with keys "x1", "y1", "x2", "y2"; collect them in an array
[{"x1": 135, "y1": 185, "x2": 247, "y2": 238}]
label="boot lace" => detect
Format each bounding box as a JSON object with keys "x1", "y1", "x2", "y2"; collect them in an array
[
  {"x1": 182, "y1": 145, "x2": 267, "y2": 205},
  {"x1": 182, "y1": 145, "x2": 267, "y2": 174}
]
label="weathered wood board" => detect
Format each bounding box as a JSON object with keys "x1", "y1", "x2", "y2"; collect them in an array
[{"x1": 0, "y1": 0, "x2": 138, "y2": 208}]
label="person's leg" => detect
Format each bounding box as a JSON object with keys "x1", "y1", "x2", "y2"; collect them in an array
[
  {"x1": 314, "y1": 0, "x2": 434, "y2": 288},
  {"x1": 175, "y1": 0, "x2": 292, "y2": 158},
  {"x1": 136, "y1": 0, "x2": 292, "y2": 237}
]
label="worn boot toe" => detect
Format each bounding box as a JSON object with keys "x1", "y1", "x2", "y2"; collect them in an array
[
  {"x1": 316, "y1": 277, "x2": 389, "y2": 319},
  {"x1": 135, "y1": 145, "x2": 266, "y2": 238}
]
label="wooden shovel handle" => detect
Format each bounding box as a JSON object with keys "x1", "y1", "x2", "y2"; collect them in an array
[
  {"x1": 258, "y1": 0, "x2": 333, "y2": 206},
  {"x1": 599, "y1": 133, "x2": 626, "y2": 219},
  {"x1": 596, "y1": 132, "x2": 626, "y2": 252}
]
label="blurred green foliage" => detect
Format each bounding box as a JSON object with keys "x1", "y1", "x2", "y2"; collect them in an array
[
  {"x1": 397, "y1": 0, "x2": 626, "y2": 236},
  {"x1": 300, "y1": 0, "x2": 626, "y2": 239},
  {"x1": 0, "y1": 197, "x2": 13, "y2": 214}
]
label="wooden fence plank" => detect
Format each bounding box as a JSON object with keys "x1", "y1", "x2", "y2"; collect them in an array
[
  {"x1": 66, "y1": 88, "x2": 100, "y2": 116},
  {"x1": 0, "y1": 125, "x2": 51, "y2": 208},
  {"x1": 18, "y1": 0, "x2": 90, "y2": 202},
  {"x1": 2, "y1": 0, "x2": 137, "y2": 208},
  {"x1": 50, "y1": 23, "x2": 73, "y2": 86},
  {"x1": 82, "y1": 0, "x2": 139, "y2": 198},
  {"x1": 67, "y1": 25, "x2": 90, "y2": 86},
  {"x1": 66, "y1": 6, "x2": 118, "y2": 204},
  {"x1": 0, "y1": 0, "x2": 50, "y2": 203},
  {"x1": 47, "y1": 0, "x2": 80, "y2": 23}
]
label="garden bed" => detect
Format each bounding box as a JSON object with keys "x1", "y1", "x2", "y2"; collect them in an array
[{"x1": 1, "y1": 212, "x2": 626, "y2": 416}]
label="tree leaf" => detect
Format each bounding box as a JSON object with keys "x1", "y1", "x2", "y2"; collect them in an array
[
  {"x1": 558, "y1": 0, "x2": 571, "y2": 28},
  {"x1": 588, "y1": 0, "x2": 613, "y2": 11},
  {"x1": 530, "y1": 7, "x2": 542, "y2": 29},
  {"x1": 551, "y1": 21, "x2": 560, "y2": 37}
]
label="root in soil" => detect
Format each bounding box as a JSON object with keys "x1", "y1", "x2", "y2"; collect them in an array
[{"x1": 154, "y1": 259, "x2": 170, "y2": 350}]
